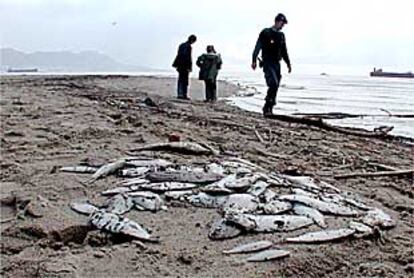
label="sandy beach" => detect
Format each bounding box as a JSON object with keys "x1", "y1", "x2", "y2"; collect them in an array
[{"x1": 1, "y1": 75, "x2": 413, "y2": 277}]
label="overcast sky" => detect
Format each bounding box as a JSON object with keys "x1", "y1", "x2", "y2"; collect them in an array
[{"x1": 1, "y1": 0, "x2": 413, "y2": 71}]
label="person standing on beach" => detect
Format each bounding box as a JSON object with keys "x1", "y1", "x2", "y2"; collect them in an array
[
  {"x1": 172, "y1": 34, "x2": 197, "y2": 100},
  {"x1": 196, "y1": 45, "x2": 222, "y2": 102},
  {"x1": 251, "y1": 13, "x2": 291, "y2": 116}
]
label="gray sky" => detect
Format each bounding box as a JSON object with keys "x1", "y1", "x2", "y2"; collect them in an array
[{"x1": 1, "y1": 0, "x2": 413, "y2": 71}]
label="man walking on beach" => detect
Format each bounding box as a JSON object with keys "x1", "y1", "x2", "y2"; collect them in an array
[
  {"x1": 172, "y1": 34, "x2": 197, "y2": 100},
  {"x1": 252, "y1": 13, "x2": 291, "y2": 116}
]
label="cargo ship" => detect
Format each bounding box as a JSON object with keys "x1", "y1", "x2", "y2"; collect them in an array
[
  {"x1": 7, "y1": 68, "x2": 38, "y2": 73},
  {"x1": 370, "y1": 68, "x2": 414, "y2": 78}
]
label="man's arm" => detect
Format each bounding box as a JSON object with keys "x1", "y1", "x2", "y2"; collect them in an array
[
  {"x1": 251, "y1": 31, "x2": 263, "y2": 70},
  {"x1": 281, "y1": 34, "x2": 291, "y2": 73}
]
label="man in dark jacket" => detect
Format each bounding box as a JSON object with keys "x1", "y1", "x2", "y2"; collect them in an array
[
  {"x1": 172, "y1": 34, "x2": 197, "y2": 99},
  {"x1": 196, "y1": 45, "x2": 222, "y2": 102},
  {"x1": 251, "y1": 13, "x2": 291, "y2": 116}
]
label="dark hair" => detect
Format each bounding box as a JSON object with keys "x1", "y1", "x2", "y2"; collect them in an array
[
  {"x1": 188, "y1": 34, "x2": 197, "y2": 43},
  {"x1": 275, "y1": 13, "x2": 288, "y2": 24},
  {"x1": 206, "y1": 45, "x2": 216, "y2": 53}
]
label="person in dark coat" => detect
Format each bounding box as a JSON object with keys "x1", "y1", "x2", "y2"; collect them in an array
[
  {"x1": 196, "y1": 45, "x2": 222, "y2": 102},
  {"x1": 252, "y1": 13, "x2": 291, "y2": 116},
  {"x1": 172, "y1": 34, "x2": 197, "y2": 99}
]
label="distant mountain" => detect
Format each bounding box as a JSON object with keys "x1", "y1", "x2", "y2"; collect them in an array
[{"x1": 0, "y1": 48, "x2": 149, "y2": 72}]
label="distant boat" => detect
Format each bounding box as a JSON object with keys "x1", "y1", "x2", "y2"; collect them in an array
[
  {"x1": 7, "y1": 68, "x2": 38, "y2": 73},
  {"x1": 370, "y1": 68, "x2": 414, "y2": 78}
]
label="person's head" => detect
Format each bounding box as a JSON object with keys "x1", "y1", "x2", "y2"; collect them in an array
[
  {"x1": 188, "y1": 34, "x2": 197, "y2": 44},
  {"x1": 274, "y1": 13, "x2": 288, "y2": 30},
  {"x1": 206, "y1": 45, "x2": 216, "y2": 54}
]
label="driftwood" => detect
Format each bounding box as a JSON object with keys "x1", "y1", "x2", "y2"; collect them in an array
[
  {"x1": 293, "y1": 112, "x2": 414, "y2": 119},
  {"x1": 254, "y1": 147, "x2": 288, "y2": 159},
  {"x1": 334, "y1": 169, "x2": 414, "y2": 179},
  {"x1": 367, "y1": 162, "x2": 400, "y2": 172},
  {"x1": 254, "y1": 128, "x2": 265, "y2": 144},
  {"x1": 266, "y1": 114, "x2": 413, "y2": 142}
]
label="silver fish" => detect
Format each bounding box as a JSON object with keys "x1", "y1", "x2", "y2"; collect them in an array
[
  {"x1": 361, "y1": 208, "x2": 396, "y2": 228},
  {"x1": 208, "y1": 218, "x2": 242, "y2": 240},
  {"x1": 349, "y1": 221, "x2": 374, "y2": 237},
  {"x1": 60, "y1": 166, "x2": 98, "y2": 173},
  {"x1": 223, "y1": 240, "x2": 273, "y2": 254},
  {"x1": 129, "y1": 142, "x2": 212, "y2": 155},
  {"x1": 342, "y1": 197, "x2": 372, "y2": 211},
  {"x1": 101, "y1": 185, "x2": 141, "y2": 196},
  {"x1": 128, "y1": 191, "x2": 165, "y2": 211},
  {"x1": 259, "y1": 189, "x2": 278, "y2": 203},
  {"x1": 226, "y1": 157, "x2": 266, "y2": 172},
  {"x1": 279, "y1": 194, "x2": 360, "y2": 216},
  {"x1": 222, "y1": 194, "x2": 259, "y2": 214},
  {"x1": 226, "y1": 214, "x2": 313, "y2": 232},
  {"x1": 187, "y1": 192, "x2": 229, "y2": 208},
  {"x1": 139, "y1": 182, "x2": 199, "y2": 192},
  {"x1": 120, "y1": 178, "x2": 149, "y2": 186},
  {"x1": 205, "y1": 163, "x2": 226, "y2": 176},
  {"x1": 89, "y1": 159, "x2": 126, "y2": 182},
  {"x1": 126, "y1": 159, "x2": 172, "y2": 168},
  {"x1": 292, "y1": 188, "x2": 317, "y2": 197},
  {"x1": 246, "y1": 249, "x2": 290, "y2": 262},
  {"x1": 225, "y1": 174, "x2": 261, "y2": 191},
  {"x1": 164, "y1": 190, "x2": 194, "y2": 200},
  {"x1": 247, "y1": 180, "x2": 269, "y2": 197},
  {"x1": 70, "y1": 202, "x2": 98, "y2": 215},
  {"x1": 293, "y1": 203, "x2": 327, "y2": 228},
  {"x1": 89, "y1": 209, "x2": 152, "y2": 241},
  {"x1": 261, "y1": 200, "x2": 292, "y2": 215},
  {"x1": 286, "y1": 228, "x2": 355, "y2": 243},
  {"x1": 285, "y1": 176, "x2": 340, "y2": 193},
  {"x1": 201, "y1": 174, "x2": 236, "y2": 194},
  {"x1": 147, "y1": 170, "x2": 223, "y2": 184},
  {"x1": 119, "y1": 167, "x2": 151, "y2": 178},
  {"x1": 105, "y1": 194, "x2": 134, "y2": 215}
]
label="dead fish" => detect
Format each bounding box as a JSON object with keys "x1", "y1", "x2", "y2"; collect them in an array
[
  {"x1": 283, "y1": 176, "x2": 340, "y2": 193},
  {"x1": 226, "y1": 157, "x2": 266, "y2": 172},
  {"x1": 226, "y1": 213, "x2": 313, "y2": 232},
  {"x1": 361, "y1": 208, "x2": 396, "y2": 228},
  {"x1": 120, "y1": 178, "x2": 149, "y2": 186},
  {"x1": 208, "y1": 218, "x2": 242, "y2": 240},
  {"x1": 247, "y1": 180, "x2": 269, "y2": 197},
  {"x1": 89, "y1": 158, "x2": 126, "y2": 183},
  {"x1": 202, "y1": 174, "x2": 237, "y2": 194},
  {"x1": 104, "y1": 194, "x2": 134, "y2": 215},
  {"x1": 119, "y1": 167, "x2": 151, "y2": 178},
  {"x1": 205, "y1": 163, "x2": 226, "y2": 176},
  {"x1": 164, "y1": 190, "x2": 194, "y2": 200},
  {"x1": 186, "y1": 192, "x2": 229, "y2": 208},
  {"x1": 129, "y1": 141, "x2": 213, "y2": 155},
  {"x1": 223, "y1": 240, "x2": 273, "y2": 254},
  {"x1": 222, "y1": 194, "x2": 259, "y2": 214},
  {"x1": 60, "y1": 166, "x2": 98, "y2": 173},
  {"x1": 261, "y1": 200, "x2": 292, "y2": 215},
  {"x1": 128, "y1": 191, "x2": 165, "y2": 211},
  {"x1": 279, "y1": 194, "x2": 360, "y2": 216},
  {"x1": 147, "y1": 170, "x2": 223, "y2": 184},
  {"x1": 126, "y1": 159, "x2": 172, "y2": 168},
  {"x1": 225, "y1": 174, "x2": 261, "y2": 191},
  {"x1": 293, "y1": 203, "x2": 327, "y2": 228},
  {"x1": 139, "y1": 182, "x2": 199, "y2": 192},
  {"x1": 246, "y1": 249, "x2": 290, "y2": 262},
  {"x1": 101, "y1": 185, "x2": 141, "y2": 196},
  {"x1": 259, "y1": 189, "x2": 278, "y2": 203},
  {"x1": 70, "y1": 202, "x2": 98, "y2": 215},
  {"x1": 286, "y1": 228, "x2": 355, "y2": 243},
  {"x1": 89, "y1": 209, "x2": 152, "y2": 241},
  {"x1": 342, "y1": 197, "x2": 372, "y2": 211},
  {"x1": 292, "y1": 188, "x2": 317, "y2": 197},
  {"x1": 349, "y1": 221, "x2": 374, "y2": 237}
]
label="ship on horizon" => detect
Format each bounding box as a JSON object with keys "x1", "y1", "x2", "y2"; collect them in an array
[
  {"x1": 7, "y1": 67, "x2": 38, "y2": 73},
  {"x1": 370, "y1": 68, "x2": 414, "y2": 79}
]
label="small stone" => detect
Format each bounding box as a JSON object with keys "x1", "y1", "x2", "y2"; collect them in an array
[{"x1": 93, "y1": 251, "x2": 105, "y2": 258}]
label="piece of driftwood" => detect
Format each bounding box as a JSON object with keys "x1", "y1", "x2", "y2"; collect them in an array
[
  {"x1": 266, "y1": 114, "x2": 413, "y2": 142},
  {"x1": 367, "y1": 162, "x2": 400, "y2": 171},
  {"x1": 334, "y1": 169, "x2": 414, "y2": 179},
  {"x1": 254, "y1": 147, "x2": 288, "y2": 159},
  {"x1": 254, "y1": 128, "x2": 265, "y2": 144},
  {"x1": 293, "y1": 112, "x2": 414, "y2": 119}
]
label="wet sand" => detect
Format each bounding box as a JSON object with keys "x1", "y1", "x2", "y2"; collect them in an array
[{"x1": 1, "y1": 75, "x2": 413, "y2": 277}]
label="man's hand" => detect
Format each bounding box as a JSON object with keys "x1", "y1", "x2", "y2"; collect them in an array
[
  {"x1": 287, "y1": 64, "x2": 292, "y2": 73},
  {"x1": 251, "y1": 62, "x2": 257, "y2": 70}
]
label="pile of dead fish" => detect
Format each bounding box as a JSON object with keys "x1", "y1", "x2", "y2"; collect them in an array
[{"x1": 64, "y1": 141, "x2": 396, "y2": 262}]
